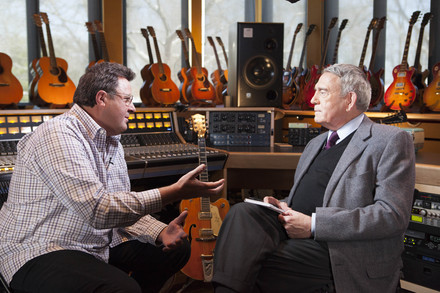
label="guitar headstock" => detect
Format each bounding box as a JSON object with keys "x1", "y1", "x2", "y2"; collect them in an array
[
  {"x1": 328, "y1": 17, "x2": 338, "y2": 30},
  {"x1": 216, "y1": 36, "x2": 225, "y2": 47},
  {"x1": 368, "y1": 18, "x2": 378, "y2": 31},
  {"x1": 176, "y1": 30, "x2": 185, "y2": 41},
  {"x1": 85, "y1": 22, "x2": 95, "y2": 34},
  {"x1": 207, "y1": 36, "x2": 215, "y2": 47},
  {"x1": 33, "y1": 14, "x2": 43, "y2": 27},
  {"x1": 40, "y1": 12, "x2": 49, "y2": 25},
  {"x1": 191, "y1": 114, "x2": 206, "y2": 138},
  {"x1": 141, "y1": 28, "x2": 149, "y2": 39},
  {"x1": 375, "y1": 16, "x2": 386, "y2": 31},
  {"x1": 93, "y1": 20, "x2": 104, "y2": 33},
  {"x1": 409, "y1": 11, "x2": 421, "y2": 26},
  {"x1": 294, "y1": 23, "x2": 303, "y2": 34},
  {"x1": 421, "y1": 12, "x2": 433, "y2": 27},
  {"x1": 184, "y1": 28, "x2": 193, "y2": 40},
  {"x1": 306, "y1": 24, "x2": 317, "y2": 36},
  {"x1": 339, "y1": 19, "x2": 348, "y2": 31},
  {"x1": 146, "y1": 26, "x2": 156, "y2": 38}
]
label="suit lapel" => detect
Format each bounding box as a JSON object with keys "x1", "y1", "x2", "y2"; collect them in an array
[{"x1": 322, "y1": 116, "x2": 374, "y2": 206}]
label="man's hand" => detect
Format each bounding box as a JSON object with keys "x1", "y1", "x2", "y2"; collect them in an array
[
  {"x1": 159, "y1": 164, "x2": 225, "y2": 205},
  {"x1": 157, "y1": 211, "x2": 188, "y2": 252},
  {"x1": 278, "y1": 209, "x2": 312, "y2": 239}
]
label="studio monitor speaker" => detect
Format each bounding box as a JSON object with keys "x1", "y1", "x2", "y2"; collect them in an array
[{"x1": 228, "y1": 22, "x2": 284, "y2": 107}]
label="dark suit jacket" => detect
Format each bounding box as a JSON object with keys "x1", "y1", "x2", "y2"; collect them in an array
[{"x1": 286, "y1": 115, "x2": 415, "y2": 293}]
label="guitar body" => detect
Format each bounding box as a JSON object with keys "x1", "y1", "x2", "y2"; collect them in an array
[
  {"x1": 180, "y1": 197, "x2": 229, "y2": 281},
  {"x1": 0, "y1": 52, "x2": 24, "y2": 106},
  {"x1": 384, "y1": 65, "x2": 416, "y2": 110},
  {"x1": 302, "y1": 65, "x2": 320, "y2": 109},
  {"x1": 28, "y1": 58, "x2": 40, "y2": 103},
  {"x1": 149, "y1": 63, "x2": 179, "y2": 105},
  {"x1": 140, "y1": 63, "x2": 158, "y2": 106},
  {"x1": 423, "y1": 63, "x2": 440, "y2": 112},
  {"x1": 368, "y1": 68, "x2": 384, "y2": 107},
  {"x1": 35, "y1": 56, "x2": 75, "y2": 106},
  {"x1": 282, "y1": 69, "x2": 300, "y2": 109},
  {"x1": 409, "y1": 67, "x2": 430, "y2": 112},
  {"x1": 178, "y1": 68, "x2": 190, "y2": 104},
  {"x1": 186, "y1": 67, "x2": 216, "y2": 104},
  {"x1": 210, "y1": 69, "x2": 225, "y2": 105}
]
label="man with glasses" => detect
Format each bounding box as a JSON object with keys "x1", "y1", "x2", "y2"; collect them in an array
[{"x1": 0, "y1": 62, "x2": 225, "y2": 293}]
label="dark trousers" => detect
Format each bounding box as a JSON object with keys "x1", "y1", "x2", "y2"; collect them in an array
[
  {"x1": 212, "y1": 203, "x2": 333, "y2": 293},
  {"x1": 10, "y1": 239, "x2": 190, "y2": 293}
]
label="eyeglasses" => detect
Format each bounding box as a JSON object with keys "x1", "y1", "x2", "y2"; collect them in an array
[{"x1": 110, "y1": 92, "x2": 134, "y2": 106}]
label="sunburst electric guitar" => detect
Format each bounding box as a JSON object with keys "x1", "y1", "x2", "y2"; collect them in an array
[{"x1": 180, "y1": 114, "x2": 229, "y2": 282}]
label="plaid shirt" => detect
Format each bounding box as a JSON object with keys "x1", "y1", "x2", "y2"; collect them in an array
[{"x1": 0, "y1": 104, "x2": 167, "y2": 283}]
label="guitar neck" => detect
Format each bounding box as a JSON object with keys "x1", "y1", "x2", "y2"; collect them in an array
[
  {"x1": 208, "y1": 37, "x2": 222, "y2": 71},
  {"x1": 181, "y1": 41, "x2": 191, "y2": 68},
  {"x1": 358, "y1": 26, "x2": 373, "y2": 68},
  {"x1": 189, "y1": 38, "x2": 203, "y2": 75},
  {"x1": 332, "y1": 31, "x2": 343, "y2": 65},
  {"x1": 413, "y1": 26, "x2": 426, "y2": 71},
  {"x1": 98, "y1": 32, "x2": 110, "y2": 62},
  {"x1": 45, "y1": 22, "x2": 59, "y2": 70},
  {"x1": 91, "y1": 33, "x2": 101, "y2": 61},
  {"x1": 198, "y1": 137, "x2": 209, "y2": 182},
  {"x1": 151, "y1": 35, "x2": 165, "y2": 75},
  {"x1": 38, "y1": 26, "x2": 48, "y2": 57},
  {"x1": 145, "y1": 36, "x2": 154, "y2": 65},
  {"x1": 285, "y1": 35, "x2": 297, "y2": 70}
]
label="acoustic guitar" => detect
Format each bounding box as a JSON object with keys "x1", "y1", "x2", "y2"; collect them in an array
[
  {"x1": 176, "y1": 30, "x2": 191, "y2": 104},
  {"x1": 216, "y1": 36, "x2": 228, "y2": 83},
  {"x1": 146, "y1": 26, "x2": 180, "y2": 106},
  {"x1": 207, "y1": 36, "x2": 226, "y2": 105},
  {"x1": 29, "y1": 13, "x2": 49, "y2": 103},
  {"x1": 302, "y1": 17, "x2": 338, "y2": 109},
  {"x1": 384, "y1": 11, "x2": 420, "y2": 111},
  {"x1": 139, "y1": 28, "x2": 159, "y2": 107},
  {"x1": 35, "y1": 12, "x2": 75, "y2": 107},
  {"x1": 0, "y1": 53, "x2": 23, "y2": 106},
  {"x1": 331, "y1": 19, "x2": 348, "y2": 65},
  {"x1": 409, "y1": 12, "x2": 433, "y2": 112},
  {"x1": 183, "y1": 28, "x2": 215, "y2": 106},
  {"x1": 367, "y1": 17, "x2": 386, "y2": 108},
  {"x1": 85, "y1": 21, "x2": 102, "y2": 68},
  {"x1": 180, "y1": 114, "x2": 229, "y2": 281},
  {"x1": 423, "y1": 63, "x2": 440, "y2": 112},
  {"x1": 281, "y1": 23, "x2": 302, "y2": 109}
]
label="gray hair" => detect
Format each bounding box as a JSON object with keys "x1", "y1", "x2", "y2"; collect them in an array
[{"x1": 323, "y1": 64, "x2": 371, "y2": 112}]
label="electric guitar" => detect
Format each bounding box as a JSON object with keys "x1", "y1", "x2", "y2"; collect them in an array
[
  {"x1": 29, "y1": 13, "x2": 49, "y2": 103},
  {"x1": 368, "y1": 17, "x2": 386, "y2": 108},
  {"x1": 85, "y1": 21, "x2": 102, "y2": 68},
  {"x1": 139, "y1": 28, "x2": 159, "y2": 106},
  {"x1": 302, "y1": 17, "x2": 338, "y2": 109},
  {"x1": 176, "y1": 30, "x2": 191, "y2": 104},
  {"x1": 180, "y1": 114, "x2": 229, "y2": 281},
  {"x1": 146, "y1": 26, "x2": 180, "y2": 106},
  {"x1": 423, "y1": 63, "x2": 440, "y2": 112},
  {"x1": 35, "y1": 12, "x2": 76, "y2": 107},
  {"x1": 384, "y1": 11, "x2": 420, "y2": 111},
  {"x1": 294, "y1": 24, "x2": 316, "y2": 109},
  {"x1": 184, "y1": 28, "x2": 216, "y2": 106},
  {"x1": 358, "y1": 18, "x2": 377, "y2": 74},
  {"x1": 0, "y1": 52, "x2": 23, "y2": 106},
  {"x1": 409, "y1": 12, "x2": 433, "y2": 112},
  {"x1": 331, "y1": 19, "x2": 348, "y2": 64},
  {"x1": 207, "y1": 36, "x2": 226, "y2": 105},
  {"x1": 282, "y1": 23, "x2": 302, "y2": 109}
]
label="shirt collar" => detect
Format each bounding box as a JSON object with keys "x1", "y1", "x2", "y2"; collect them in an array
[{"x1": 328, "y1": 113, "x2": 365, "y2": 145}]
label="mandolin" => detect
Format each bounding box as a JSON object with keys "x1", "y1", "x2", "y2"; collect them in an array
[
  {"x1": 331, "y1": 19, "x2": 348, "y2": 65},
  {"x1": 139, "y1": 28, "x2": 159, "y2": 107},
  {"x1": 85, "y1": 21, "x2": 102, "y2": 68},
  {"x1": 423, "y1": 63, "x2": 440, "y2": 112},
  {"x1": 384, "y1": 11, "x2": 420, "y2": 111},
  {"x1": 216, "y1": 36, "x2": 228, "y2": 83},
  {"x1": 409, "y1": 12, "x2": 433, "y2": 112},
  {"x1": 176, "y1": 30, "x2": 191, "y2": 104},
  {"x1": 35, "y1": 12, "x2": 75, "y2": 107},
  {"x1": 294, "y1": 24, "x2": 316, "y2": 109},
  {"x1": 0, "y1": 53, "x2": 23, "y2": 106},
  {"x1": 184, "y1": 28, "x2": 216, "y2": 106},
  {"x1": 29, "y1": 13, "x2": 49, "y2": 103},
  {"x1": 180, "y1": 114, "x2": 229, "y2": 281},
  {"x1": 146, "y1": 26, "x2": 180, "y2": 106},
  {"x1": 302, "y1": 17, "x2": 338, "y2": 109},
  {"x1": 368, "y1": 17, "x2": 386, "y2": 108},
  {"x1": 207, "y1": 36, "x2": 226, "y2": 105},
  {"x1": 281, "y1": 23, "x2": 302, "y2": 110}
]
